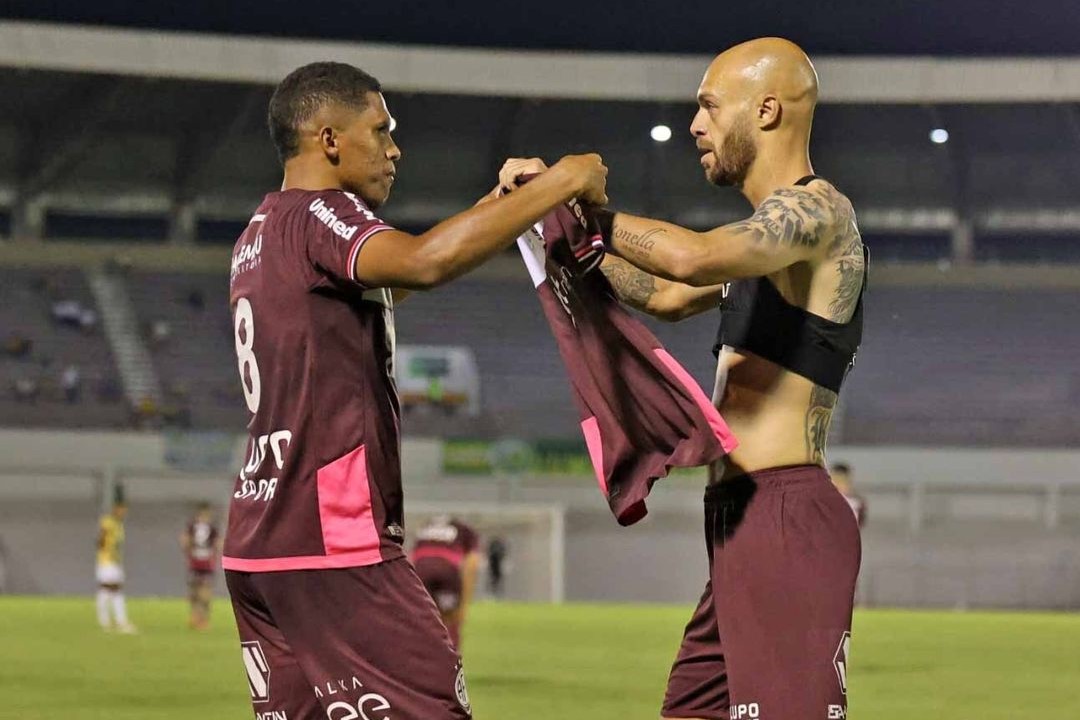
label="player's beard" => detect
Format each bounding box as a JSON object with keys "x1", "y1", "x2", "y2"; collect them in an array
[{"x1": 707, "y1": 114, "x2": 757, "y2": 188}]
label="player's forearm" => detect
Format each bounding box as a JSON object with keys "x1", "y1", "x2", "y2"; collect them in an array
[
  {"x1": 414, "y1": 166, "x2": 583, "y2": 288},
  {"x1": 606, "y1": 213, "x2": 725, "y2": 286},
  {"x1": 601, "y1": 256, "x2": 705, "y2": 321}
]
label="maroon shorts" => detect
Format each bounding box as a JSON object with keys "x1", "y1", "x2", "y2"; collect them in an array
[
  {"x1": 226, "y1": 557, "x2": 471, "y2": 720},
  {"x1": 662, "y1": 465, "x2": 861, "y2": 720},
  {"x1": 414, "y1": 557, "x2": 463, "y2": 613}
]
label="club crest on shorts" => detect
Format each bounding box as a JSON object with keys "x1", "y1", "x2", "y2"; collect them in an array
[
  {"x1": 455, "y1": 666, "x2": 471, "y2": 713},
  {"x1": 241, "y1": 641, "x2": 271, "y2": 703},
  {"x1": 833, "y1": 631, "x2": 851, "y2": 695}
]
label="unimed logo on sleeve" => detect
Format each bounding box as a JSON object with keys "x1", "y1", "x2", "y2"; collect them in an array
[{"x1": 242, "y1": 641, "x2": 271, "y2": 703}]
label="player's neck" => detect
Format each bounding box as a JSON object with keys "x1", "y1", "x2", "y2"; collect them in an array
[
  {"x1": 280, "y1": 157, "x2": 344, "y2": 193},
  {"x1": 740, "y1": 144, "x2": 813, "y2": 208}
]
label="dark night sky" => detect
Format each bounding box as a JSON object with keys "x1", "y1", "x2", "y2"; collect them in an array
[{"x1": 4, "y1": 0, "x2": 1080, "y2": 56}]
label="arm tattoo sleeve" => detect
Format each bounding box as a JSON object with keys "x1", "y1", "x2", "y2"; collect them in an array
[
  {"x1": 727, "y1": 188, "x2": 831, "y2": 249},
  {"x1": 600, "y1": 256, "x2": 659, "y2": 310}
]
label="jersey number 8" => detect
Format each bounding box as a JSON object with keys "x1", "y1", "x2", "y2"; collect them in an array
[{"x1": 234, "y1": 297, "x2": 261, "y2": 413}]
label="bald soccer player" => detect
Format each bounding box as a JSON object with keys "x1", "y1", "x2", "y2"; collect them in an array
[{"x1": 501, "y1": 38, "x2": 865, "y2": 720}]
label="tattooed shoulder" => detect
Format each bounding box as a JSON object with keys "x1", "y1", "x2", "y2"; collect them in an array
[
  {"x1": 822, "y1": 187, "x2": 864, "y2": 323},
  {"x1": 728, "y1": 186, "x2": 834, "y2": 249}
]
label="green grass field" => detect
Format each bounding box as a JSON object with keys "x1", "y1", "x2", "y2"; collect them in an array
[{"x1": 1, "y1": 597, "x2": 1078, "y2": 719}]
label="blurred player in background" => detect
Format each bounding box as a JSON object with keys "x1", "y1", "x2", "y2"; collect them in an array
[
  {"x1": 502, "y1": 36, "x2": 865, "y2": 720},
  {"x1": 96, "y1": 495, "x2": 136, "y2": 634},
  {"x1": 831, "y1": 462, "x2": 867, "y2": 528},
  {"x1": 411, "y1": 516, "x2": 481, "y2": 649},
  {"x1": 486, "y1": 536, "x2": 508, "y2": 597},
  {"x1": 222, "y1": 61, "x2": 606, "y2": 720},
  {"x1": 180, "y1": 501, "x2": 220, "y2": 630}
]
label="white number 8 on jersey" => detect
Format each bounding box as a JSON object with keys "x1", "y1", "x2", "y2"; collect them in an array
[{"x1": 234, "y1": 297, "x2": 261, "y2": 413}]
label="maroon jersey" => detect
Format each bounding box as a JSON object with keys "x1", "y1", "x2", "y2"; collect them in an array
[
  {"x1": 516, "y1": 200, "x2": 738, "y2": 525},
  {"x1": 223, "y1": 188, "x2": 405, "y2": 572},
  {"x1": 411, "y1": 518, "x2": 479, "y2": 569},
  {"x1": 186, "y1": 519, "x2": 220, "y2": 572}
]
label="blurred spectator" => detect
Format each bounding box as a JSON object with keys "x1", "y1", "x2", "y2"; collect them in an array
[
  {"x1": 80, "y1": 308, "x2": 98, "y2": 332},
  {"x1": 487, "y1": 537, "x2": 508, "y2": 597},
  {"x1": 150, "y1": 319, "x2": 172, "y2": 346},
  {"x1": 131, "y1": 396, "x2": 160, "y2": 429},
  {"x1": 13, "y1": 376, "x2": 40, "y2": 403},
  {"x1": 52, "y1": 300, "x2": 83, "y2": 328},
  {"x1": 61, "y1": 365, "x2": 82, "y2": 404},
  {"x1": 3, "y1": 334, "x2": 32, "y2": 359}
]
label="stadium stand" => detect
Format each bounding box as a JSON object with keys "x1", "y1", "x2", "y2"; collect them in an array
[
  {"x1": 0, "y1": 268, "x2": 126, "y2": 428},
  {"x1": 124, "y1": 271, "x2": 244, "y2": 430}
]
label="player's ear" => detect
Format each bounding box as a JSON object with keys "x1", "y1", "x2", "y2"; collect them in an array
[
  {"x1": 319, "y1": 126, "x2": 341, "y2": 164},
  {"x1": 758, "y1": 94, "x2": 781, "y2": 130}
]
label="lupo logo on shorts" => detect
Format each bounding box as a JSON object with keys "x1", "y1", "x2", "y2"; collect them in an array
[
  {"x1": 730, "y1": 702, "x2": 760, "y2": 719},
  {"x1": 241, "y1": 641, "x2": 271, "y2": 703},
  {"x1": 834, "y1": 631, "x2": 852, "y2": 695}
]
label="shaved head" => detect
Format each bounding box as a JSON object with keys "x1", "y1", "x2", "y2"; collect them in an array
[
  {"x1": 702, "y1": 37, "x2": 818, "y2": 113},
  {"x1": 691, "y1": 38, "x2": 819, "y2": 188}
]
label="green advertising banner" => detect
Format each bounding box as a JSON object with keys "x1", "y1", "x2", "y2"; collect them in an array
[
  {"x1": 442, "y1": 438, "x2": 586, "y2": 476},
  {"x1": 441, "y1": 438, "x2": 706, "y2": 479}
]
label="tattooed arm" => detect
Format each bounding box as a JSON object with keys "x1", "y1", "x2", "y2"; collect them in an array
[
  {"x1": 600, "y1": 256, "x2": 726, "y2": 321},
  {"x1": 607, "y1": 186, "x2": 836, "y2": 287}
]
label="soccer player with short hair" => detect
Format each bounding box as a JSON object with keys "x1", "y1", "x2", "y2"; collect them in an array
[{"x1": 223, "y1": 62, "x2": 606, "y2": 720}]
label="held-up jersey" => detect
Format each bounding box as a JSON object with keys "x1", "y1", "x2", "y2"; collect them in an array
[{"x1": 517, "y1": 199, "x2": 739, "y2": 525}]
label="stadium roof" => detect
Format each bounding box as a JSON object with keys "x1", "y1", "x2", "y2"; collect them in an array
[{"x1": 3, "y1": 0, "x2": 1080, "y2": 57}]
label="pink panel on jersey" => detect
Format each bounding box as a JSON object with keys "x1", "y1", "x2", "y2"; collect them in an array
[
  {"x1": 221, "y1": 549, "x2": 385, "y2": 572},
  {"x1": 315, "y1": 444, "x2": 383, "y2": 557},
  {"x1": 653, "y1": 348, "x2": 739, "y2": 454},
  {"x1": 581, "y1": 416, "x2": 608, "y2": 494}
]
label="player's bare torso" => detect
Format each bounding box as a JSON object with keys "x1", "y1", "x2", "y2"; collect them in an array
[{"x1": 711, "y1": 181, "x2": 863, "y2": 483}]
